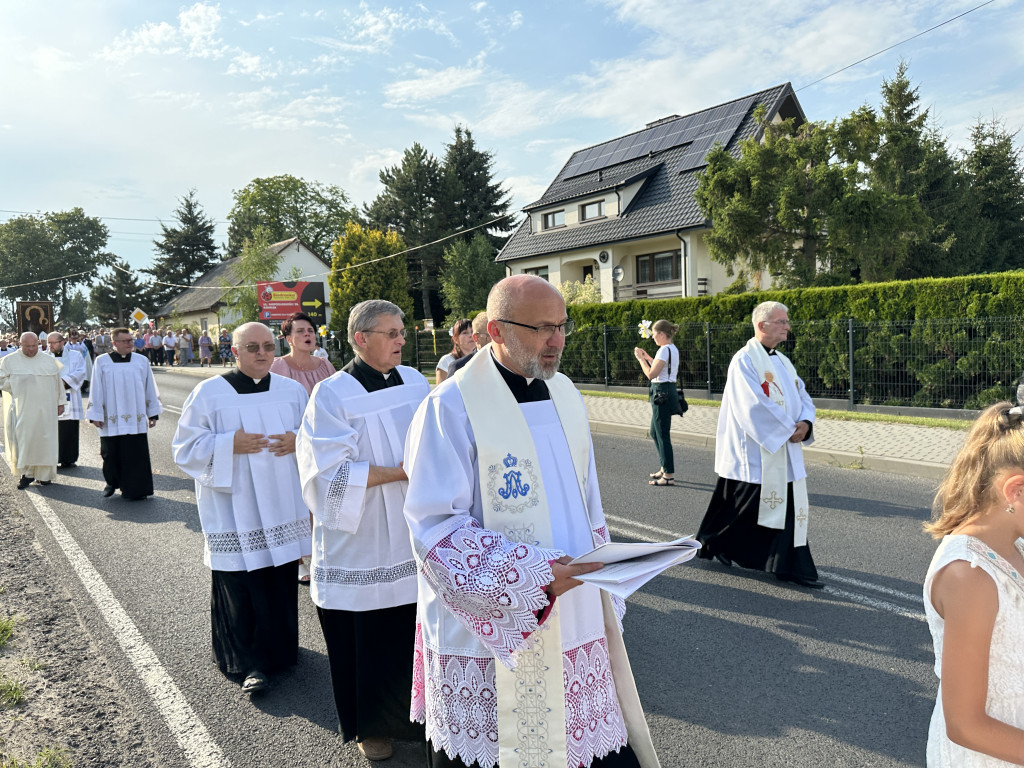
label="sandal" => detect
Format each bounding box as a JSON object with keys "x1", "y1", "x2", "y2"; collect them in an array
[
  {"x1": 649, "y1": 471, "x2": 664, "y2": 480},
  {"x1": 649, "y1": 476, "x2": 674, "y2": 486}
]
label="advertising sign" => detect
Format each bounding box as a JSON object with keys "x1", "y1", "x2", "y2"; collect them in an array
[{"x1": 257, "y1": 281, "x2": 327, "y2": 324}]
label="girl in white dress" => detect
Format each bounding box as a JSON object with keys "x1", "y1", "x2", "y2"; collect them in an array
[{"x1": 924, "y1": 401, "x2": 1024, "y2": 766}]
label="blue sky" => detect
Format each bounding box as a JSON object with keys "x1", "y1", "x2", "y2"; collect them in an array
[{"x1": 1, "y1": 0, "x2": 1021, "y2": 278}]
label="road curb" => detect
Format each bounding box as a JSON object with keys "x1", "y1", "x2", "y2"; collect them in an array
[{"x1": 588, "y1": 420, "x2": 949, "y2": 481}]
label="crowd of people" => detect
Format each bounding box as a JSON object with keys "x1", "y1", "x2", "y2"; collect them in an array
[{"x1": 2, "y1": 288, "x2": 1021, "y2": 767}]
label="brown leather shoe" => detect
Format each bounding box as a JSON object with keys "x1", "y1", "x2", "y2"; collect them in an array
[{"x1": 356, "y1": 737, "x2": 393, "y2": 761}]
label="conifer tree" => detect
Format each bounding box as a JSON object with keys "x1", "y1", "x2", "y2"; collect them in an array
[
  {"x1": 89, "y1": 261, "x2": 153, "y2": 326},
  {"x1": 147, "y1": 189, "x2": 219, "y2": 306}
]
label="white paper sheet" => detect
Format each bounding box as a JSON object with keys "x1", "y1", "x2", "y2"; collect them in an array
[{"x1": 569, "y1": 537, "x2": 701, "y2": 599}]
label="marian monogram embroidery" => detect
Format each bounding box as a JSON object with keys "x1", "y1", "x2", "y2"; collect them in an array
[{"x1": 487, "y1": 453, "x2": 540, "y2": 516}]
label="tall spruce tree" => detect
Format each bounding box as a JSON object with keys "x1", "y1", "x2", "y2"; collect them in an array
[
  {"x1": 89, "y1": 261, "x2": 153, "y2": 326},
  {"x1": 438, "y1": 126, "x2": 513, "y2": 247},
  {"x1": 147, "y1": 189, "x2": 219, "y2": 307},
  {"x1": 363, "y1": 143, "x2": 444, "y2": 323},
  {"x1": 962, "y1": 118, "x2": 1024, "y2": 272}
]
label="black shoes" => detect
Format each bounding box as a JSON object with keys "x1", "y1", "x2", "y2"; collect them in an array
[
  {"x1": 241, "y1": 670, "x2": 268, "y2": 694},
  {"x1": 102, "y1": 485, "x2": 116, "y2": 497},
  {"x1": 17, "y1": 475, "x2": 32, "y2": 490},
  {"x1": 778, "y1": 574, "x2": 825, "y2": 589},
  {"x1": 714, "y1": 553, "x2": 734, "y2": 568}
]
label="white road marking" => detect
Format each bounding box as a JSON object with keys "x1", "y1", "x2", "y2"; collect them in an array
[
  {"x1": 22, "y1": 490, "x2": 230, "y2": 768},
  {"x1": 604, "y1": 513, "x2": 925, "y2": 620},
  {"x1": 162, "y1": 404, "x2": 182, "y2": 415}
]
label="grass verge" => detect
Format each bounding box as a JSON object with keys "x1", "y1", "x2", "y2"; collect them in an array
[
  {"x1": 0, "y1": 616, "x2": 17, "y2": 651},
  {"x1": 0, "y1": 675, "x2": 25, "y2": 708},
  {"x1": 0, "y1": 747, "x2": 73, "y2": 768}
]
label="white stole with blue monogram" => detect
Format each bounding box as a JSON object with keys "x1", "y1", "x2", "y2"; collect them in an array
[{"x1": 454, "y1": 350, "x2": 660, "y2": 768}]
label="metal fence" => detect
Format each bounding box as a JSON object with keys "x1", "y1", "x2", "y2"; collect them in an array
[{"x1": 406, "y1": 317, "x2": 1024, "y2": 409}]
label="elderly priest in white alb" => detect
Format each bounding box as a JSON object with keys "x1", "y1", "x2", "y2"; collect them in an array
[
  {"x1": 403, "y1": 275, "x2": 659, "y2": 768},
  {"x1": 296, "y1": 300, "x2": 429, "y2": 763},
  {"x1": 173, "y1": 322, "x2": 311, "y2": 695},
  {"x1": 0, "y1": 332, "x2": 64, "y2": 489},
  {"x1": 86, "y1": 327, "x2": 162, "y2": 500},
  {"x1": 695, "y1": 301, "x2": 822, "y2": 588},
  {"x1": 48, "y1": 332, "x2": 86, "y2": 469}
]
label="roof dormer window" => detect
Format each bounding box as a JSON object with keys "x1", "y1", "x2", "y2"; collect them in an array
[
  {"x1": 580, "y1": 201, "x2": 605, "y2": 222},
  {"x1": 542, "y1": 210, "x2": 565, "y2": 230}
]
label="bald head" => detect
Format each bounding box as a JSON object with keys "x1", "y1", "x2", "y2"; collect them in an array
[
  {"x1": 19, "y1": 332, "x2": 39, "y2": 357},
  {"x1": 485, "y1": 275, "x2": 567, "y2": 380},
  {"x1": 486, "y1": 274, "x2": 562, "y2": 322}
]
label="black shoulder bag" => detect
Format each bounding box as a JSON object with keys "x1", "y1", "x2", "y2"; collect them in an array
[{"x1": 651, "y1": 347, "x2": 688, "y2": 415}]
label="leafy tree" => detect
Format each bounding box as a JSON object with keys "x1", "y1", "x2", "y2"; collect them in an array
[
  {"x1": 221, "y1": 227, "x2": 282, "y2": 324},
  {"x1": 960, "y1": 118, "x2": 1024, "y2": 272},
  {"x1": 147, "y1": 189, "x2": 220, "y2": 306},
  {"x1": 0, "y1": 208, "x2": 110, "y2": 317},
  {"x1": 364, "y1": 143, "x2": 444, "y2": 322},
  {"x1": 559, "y1": 275, "x2": 603, "y2": 306},
  {"x1": 437, "y1": 126, "x2": 514, "y2": 247},
  {"x1": 438, "y1": 233, "x2": 503, "y2": 318},
  {"x1": 226, "y1": 174, "x2": 358, "y2": 259},
  {"x1": 328, "y1": 222, "x2": 413, "y2": 337},
  {"x1": 89, "y1": 261, "x2": 153, "y2": 326},
  {"x1": 61, "y1": 290, "x2": 89, "y2": 326}
]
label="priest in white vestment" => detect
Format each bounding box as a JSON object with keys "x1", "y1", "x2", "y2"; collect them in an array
[
  {"x1": 404, "y1": 276, "x2": 658, "y2": 768},
  {"x1": 65, "y1": 329, "x2": 92, "y2": 398},
  {"x1": 173, "y1": 322, "x2": 311, "y2": 695},
  {"x1": 48, "y1": 332, "x2": 86, "y2": 469},
  {"x1": 296, "y1": 300, "x2": 429, "y2": 762},
  {"x1": 86, "y1": 327, "x2": 162, "y2": 500},
  {"x1": 695, "y1": 301, "x2": 822, "y2": 588},
  {"x1": 0, "y1": 332, "x2": 64, "y2": 489}
]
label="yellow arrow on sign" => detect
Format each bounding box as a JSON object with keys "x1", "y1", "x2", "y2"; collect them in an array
[{"x1": 302, "y1": 298, "x2": 323, "y2": 309}]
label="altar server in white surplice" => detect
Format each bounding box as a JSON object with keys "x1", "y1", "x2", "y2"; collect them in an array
[
  {"x1": 0, "y1": 332, "x2": 64, "y2": 489},
  {"x1": 86, "y1": 327, "x2": 162, "y2": 501},
  {"x1": 296, "y1": 300, "x2": 429, "y2": 763},
  {"x1": 48, "y1": 332, "x2": 86, "y2": 469},
  {"x1": 403, "y1": 275, "x2": 659, "y2": 768},
  {"x1": 173, "y1": 322, "x2": 311, "y2": 696},
  {"x1": 695, "y1": 301, "x2": 822, "y2": 588}
]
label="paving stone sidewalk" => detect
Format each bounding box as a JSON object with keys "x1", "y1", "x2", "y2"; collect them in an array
[
  {"x1": 582, "y1": 394, "x2": 966, "y2": 480},
  {"x1": 157, "y1": 365, "x2": 964, "y2": 480}
]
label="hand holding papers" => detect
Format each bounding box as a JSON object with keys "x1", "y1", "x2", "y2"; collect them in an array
[{"x1": 569, "y1": 537, "x2": 701, "y2": 599}]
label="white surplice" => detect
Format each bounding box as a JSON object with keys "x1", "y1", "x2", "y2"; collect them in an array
[
  {"x1": 403, "y1": 380, "x2": 631, "y2": 768},
  {"x1": 56, "y1": 349, "x2": 86, "y2": 421},
  {"x1": 172, "y1": 374, "x2": 312, "y2": 571},
  {"x1": 714, "y1": 344, "x2": 815, "y2": 485},
  {"x1": 295, "y1": 366, "x2": 429, "y2": 612},
  {"x1": 85, "y1": 353, "x2": 162, "y2": 435},
  {"x1": 64, "y1": 341, "x2": 92, "y2": 384},
  {"x1": 0, "y1": 350, "x2": 63, "y2": 479}
]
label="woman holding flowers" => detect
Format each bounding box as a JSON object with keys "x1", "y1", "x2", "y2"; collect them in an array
[{"x1": 634, "y1": 319, "x2": 681, "y2": 486}]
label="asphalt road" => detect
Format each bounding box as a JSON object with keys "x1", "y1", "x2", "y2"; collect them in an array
[{"x1": 11, "y1": 367, "x2": 940, "y2": 768}]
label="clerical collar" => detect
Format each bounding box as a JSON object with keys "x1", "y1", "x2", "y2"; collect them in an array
[
  {"x1": 221, "y1": 368, "x2": 271, "y2": 394},
  {"x1": 760, "y1": 343, "x2": 777, "y2": 356},
  {"x1": 490, "y1": 351, "x2": 550, "y2": 404},
  {"x1": 111, "y1": 351, "x2": 132, "y2": 362},
  {"x1": 342, "y1": 355, "x2": 404, "y2": 393}
]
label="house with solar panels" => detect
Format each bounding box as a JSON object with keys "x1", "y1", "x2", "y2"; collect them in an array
[{"x1": 496, "y1": 83, "x2": 806, "y2": 301}]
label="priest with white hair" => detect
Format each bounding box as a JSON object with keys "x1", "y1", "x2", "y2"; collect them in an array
[
  {"x1": 173, "y1": 322, "x2": 311, "y2": 695},
  {"x1": 0, "y1": 332, "x2": 64, "y2": 489},
  {"x1": 47, "y1": 332, "x2": 86, "y2": 469},
  {"x1": 296, "y1": 299, "x2": 430, "y2": 762}
]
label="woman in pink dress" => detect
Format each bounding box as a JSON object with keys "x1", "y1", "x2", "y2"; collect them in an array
[{"x1": 270, "y1": 312, "x2": 335, "y2": 584}]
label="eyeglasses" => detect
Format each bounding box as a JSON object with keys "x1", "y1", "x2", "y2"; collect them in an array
[
  {"x1": 361, "y1": 328, "x2": 407, "y2": 340},
  {"x1": 241, "y1": 342, "x2": 276, "y2": 353},
  {"x1": 763, "y1": 319, "x2": 791, "y2": 326},
  {"x1": 496, "y1": 318, "x2": 575, "y2": 338}
]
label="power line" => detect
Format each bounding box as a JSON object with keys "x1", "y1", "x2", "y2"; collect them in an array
[
  {"x1": 0, "y1": 208, "x2": 229, "y2": 224},
  {"x1": 797, "y1": 0, "x2": 997, "y2": 92}
]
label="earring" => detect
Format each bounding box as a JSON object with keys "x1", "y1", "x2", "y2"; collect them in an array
[{"x1": 1007, "y1": 502, "x2": 1016, "y2": 515}]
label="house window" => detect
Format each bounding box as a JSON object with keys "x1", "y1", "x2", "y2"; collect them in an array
[
  {"x1": 542, "y1": 210, "x2": 565, "y2": 229},
  {"x1": 524, "y1": 266, "x2": 549, "y2": 281},
  {"x1": 582, "y1": 265, "x2": 594, "y2": 280},
  {"x1": 636, "y1": 250, "x2": 680, "y2": 284},
  {"x1": 580, "y1": 201, "x2": 604, "y2": 221}
]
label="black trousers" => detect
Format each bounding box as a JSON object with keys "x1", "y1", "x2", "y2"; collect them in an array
[
  {"x1": 211, "y1": 562, "x2": 300, "y2": 678},
  {"x1": 425, "y1": 742, "x2": 642, "y2": 768},
  {"x1": 57, "y1": 420, "x2": 79, "y2": 466},
  {"x1": 317, "y1": 603, "x2": 422, "y2": 743},
  {"x1": 99, "y1": 433, "x2": 154, "y2": 499}
]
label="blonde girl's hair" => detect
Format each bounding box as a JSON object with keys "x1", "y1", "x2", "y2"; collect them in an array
[{"x1": 926, "y1": 401, "x2": 1024, "y2": 538}]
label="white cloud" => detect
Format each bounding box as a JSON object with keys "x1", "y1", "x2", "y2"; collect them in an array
[
  {"x1": 508, "y1": 11, "x2": 523, "y2": 30},
  {"x1": 239, "y1": 11, "x2": 284, "y2": 27},
  {"x1": 384, "y1": 64, "x2": 484, "y2": 103},
  {"x1": 471, "y1": 2, "x2": 487, "y2": 12},
  {"x1": 31, "y1": 46, "x2": 81, "y2": 77},
  {"x1": 228, "y1": 87, "x2": 348, "y2": 131},
  {"x1": 99, "y1": 3, "x2": 226, "y2": 63},
  {"x1": 227, "y1": 53, "x2": 277, "y2": 79}
]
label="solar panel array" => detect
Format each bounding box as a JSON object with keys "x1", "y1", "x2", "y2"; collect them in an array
[{"x1": 557, "y1": 95, "x2": 756, "y2": 182}]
